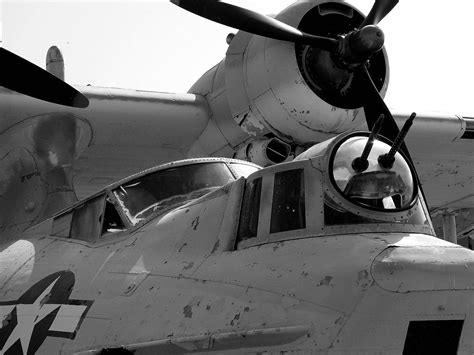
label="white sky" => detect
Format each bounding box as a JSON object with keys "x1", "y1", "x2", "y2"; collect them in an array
[{"x1": 2, "y1": 1, "x2": 474, "y2": 115}]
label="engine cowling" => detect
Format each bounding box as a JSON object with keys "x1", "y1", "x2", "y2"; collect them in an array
[{"x1": 189, "y1": 0, "x2": 389, "y2": 157}]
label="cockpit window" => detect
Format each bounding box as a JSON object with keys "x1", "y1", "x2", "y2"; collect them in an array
[
  {"x1": 331, "y1": 136, "x2": 416, "y2": 210},
  {"x1": 237, "y1": 177, "x2": 262, "y2": 241},
  {"x1": 51, "y1": 192, "x2": 127, "y2": 242},
  {"x1": 113, "y1": 162, "x2": 234, "y2": 225},
  {"x1": 270, "y1": 169, "x2": 306, "y2": 233},
  {"x1": 102, "y1": 197, "x2": 126, "y2": 234}
]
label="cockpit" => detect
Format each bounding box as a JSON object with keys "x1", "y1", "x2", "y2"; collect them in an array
[
  {"x1": 113, "y1": 163, "x2": 236, "y2": 225},
  {"x1": 45, "y1": 159, "x2": 260, "y2": 243}
]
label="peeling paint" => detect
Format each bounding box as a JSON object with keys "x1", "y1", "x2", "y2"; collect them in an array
[
  {"x1": 294, "y1": 116, "x2": 333, "y2": 135},
  {"x1": 357, "y1": 270, "x2": 371, "y2": 290},
  {"x1": 273, "y1": 242, "x2": 284, "y2": 251},
  {"x1": 317, "y1": 276, "x2": 333, "y2": 286},
  {"x1": 230, "y1": 313, "x2": 240, "y2": 326},
  {"x1": 191, "y1": 216, "x2": 200, "y2": 230},
  {"x1": 183, "y1": 262, "x2": 194, "y2": 271},
  {"x1": 183, "y1": 304, "x2": 193, "y2": 318}
]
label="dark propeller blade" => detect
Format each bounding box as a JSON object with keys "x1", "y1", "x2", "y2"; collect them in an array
[
  {"x1": 0, "y1": 48, "x2": 89, "y2": 108},
  {"x1": 170, "y1": 0, "x2": 338, "y2": 50},
  {"x1": 359, "y1": 0, "x2": 399, "y2": 28},
  {"x1": 358, "y1": 64, "x2": 411, "y2": 161}
]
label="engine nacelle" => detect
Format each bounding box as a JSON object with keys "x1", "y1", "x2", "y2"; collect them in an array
[{"x1": 189, "y1": 0, "x2": 389, "y2": 158}]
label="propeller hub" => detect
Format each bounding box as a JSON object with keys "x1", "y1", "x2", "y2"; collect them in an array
[
  {"x1": 350, "y1": 25, "x2": 385, "y2": 57},
  {"x1": 336, "y1": 25, "x2": 385, "y2": 68},
  {"x1": 295, "y1": 3, "x2": 387, "y2": 109}
]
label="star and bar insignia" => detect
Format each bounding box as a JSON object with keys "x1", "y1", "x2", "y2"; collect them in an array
[{"x1": 0, "y1": 271, "x2": 93, "y2": 354}]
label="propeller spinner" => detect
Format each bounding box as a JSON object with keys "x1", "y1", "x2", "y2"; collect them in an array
[{"x1": 0, "y1": 47, "x2": 89, "y2": 108}]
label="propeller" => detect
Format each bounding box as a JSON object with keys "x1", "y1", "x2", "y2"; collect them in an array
[
  {"x1": 171, "y1": 0, "x2": 395, "y2": 65},
  {"x1": 170, "y1": 0, "x2": 338, "y2": 50},
  {"x1": 0, "y1": 47, "x2": 89, "y2": 108},
  {"x1": 171, "y1": 0, "x2": 406, "y2": 153},
  {"x1": 172, "y1": 0, "x2": 426, "y2": 200},
  {"x1": 359, "y1": 0, "x2": 399, "y2": 28},
  {"x1": 358, "y1": 63, "x2": 410, "y2": 159}
]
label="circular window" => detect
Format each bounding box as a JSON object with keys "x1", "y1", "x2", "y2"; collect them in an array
[{"x1": 330, "y1": 135, "x2": 417, "y2": 211}]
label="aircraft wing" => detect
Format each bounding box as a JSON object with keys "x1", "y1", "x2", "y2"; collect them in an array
[
  {"x1": 398, "y1": 112, "x2": 474, "y2": 213},
  {"x1": 0, "y1": 86, "x2": 210, "y2": 199}
]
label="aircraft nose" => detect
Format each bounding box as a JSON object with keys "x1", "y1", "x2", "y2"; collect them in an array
[{"x1": 372, "y1": 245, "x2": 474, "y2": 292}]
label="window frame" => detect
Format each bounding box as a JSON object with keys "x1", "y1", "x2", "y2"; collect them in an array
[
  {"x1": 50, "y1": 190, "x2": 130, "y2": 244},
  {"x1": 46, "y1": 158, "x2": 258, "y2": 246},
  {"x1": 270, "y1": 168, "x2": 307, "y2": 234},
  {"x1": 237, "y1": 160, "x2": 323, "y2": 249}
]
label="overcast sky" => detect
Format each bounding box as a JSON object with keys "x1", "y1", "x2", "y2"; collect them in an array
[{"x1": 3, "y1": 1, "x2": 474, "y2": 115}]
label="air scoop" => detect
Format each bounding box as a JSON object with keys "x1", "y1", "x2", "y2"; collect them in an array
[{"x1": 372, "y1": 244, "x2": 474, "y2": 292}]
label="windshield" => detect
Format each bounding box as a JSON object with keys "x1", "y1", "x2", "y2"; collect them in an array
[{"x1": 113, "y1": 162, "x2": 234, "y2": 225}]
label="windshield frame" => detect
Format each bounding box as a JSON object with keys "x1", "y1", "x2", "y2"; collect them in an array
[{"x1": 111, "y1": 161, "x2": 241, "y2": 226}]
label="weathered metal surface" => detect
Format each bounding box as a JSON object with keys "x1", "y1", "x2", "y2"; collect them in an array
[
  {"x1": 372, "y1": 244, "x2": 474, "y2": 292},
  {"x1": 77, "y1": 325, "x2": 311, "y2": 354},
  {"x1": 395, "y1": 112, "x2": 474, "y2": 211},
  {"x1": 2, "y1": 131, "x2": 472, "y2": 354},
  {"x1": 0, "y1": 0, "x2": 473, "y2": 351}
]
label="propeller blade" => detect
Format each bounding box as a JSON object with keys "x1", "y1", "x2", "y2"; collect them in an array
[
  {"x1": 170, "y1": 0, "x2": 337, "y2": 50},
  {"x1": 0, "y1": 48, "x2": 89, "y2": 108},
  {"x1": 360, "y1": 0, "x2": 399, "y2": 28},
  {"x1": 359, "y1": 66, "x2": 428, "y2": 205},
  {"x1": 359, "y1": 64, "x2": 411, "y2": 161}
]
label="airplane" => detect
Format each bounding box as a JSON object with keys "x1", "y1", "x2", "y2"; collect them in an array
[
  {"x1": 2, "y1": 1, "x2": 474, "y2": 353},
  {"x1": 0, "y1": 0, "x2": 472, "y2": 244},
  {"x1": 2, "y1": 86, "x2": 474, "y2": 353}
]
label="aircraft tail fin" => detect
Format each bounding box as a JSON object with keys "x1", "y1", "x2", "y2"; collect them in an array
[{"x1": 46, "y1": 45, "x2": 65, "y2": 80}]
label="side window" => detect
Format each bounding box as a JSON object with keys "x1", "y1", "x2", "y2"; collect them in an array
[
  {"x1": 270, "y1": 169, "x2": 306, "y2": 233},
  {"x1": 102, "y1": 197, "x2": 126, "y2": 234},
  {"x1": 70, "y1": 195, "x2": 105, "y2": 242},
  {"x1": 51, "y1": 194, "x2": 126, "y2": 242},
  {"x1": 237, "y1": 177, "x2": 262, "y2": 241}
]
